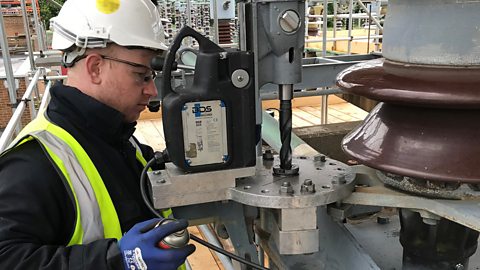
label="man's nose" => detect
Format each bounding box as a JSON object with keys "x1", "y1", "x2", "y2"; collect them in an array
[{"x1": 144, "y1": 79, "x2": 158, "y2": 98}]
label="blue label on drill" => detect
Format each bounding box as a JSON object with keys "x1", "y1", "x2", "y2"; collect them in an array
[{"x1": 193, "y1": 103, "x2": 201, "y2": 117}]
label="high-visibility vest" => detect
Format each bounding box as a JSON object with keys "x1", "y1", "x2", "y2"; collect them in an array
[{"x1": 2, "y1": 112, "x2": 173, "y2": 245}]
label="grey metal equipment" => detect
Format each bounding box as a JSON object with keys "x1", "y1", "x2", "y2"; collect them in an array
[
  {"x1": 150, "y1": 0, "x2": 480, "y2": 269},
  {"x1": 153, "y1": 54, "x2": 380, "y2": 100},
  {"x1": 150, "y1": 155, "x2": 354, "y2": 254},
  {"x1": 240, "y1": 0, "x2": 305, "y2": 131},
  {"x1": 152, "y1": 0, "x2": 372, "y2": 267},
  {"x1": 344, "y1": 165, "x2": 480, "y2": 234}
]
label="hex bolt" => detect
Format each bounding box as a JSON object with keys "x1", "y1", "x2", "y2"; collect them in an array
[
  {"x1": 279, "y1": 181, "x2": 294, "y2": 194},
  {"x1": 332, "y1": 175, "x2": 346, "y2": 185},
  {"x1": 300, "y1": 179, "x2": 316, "y2": 194},
  {"x1": 262, "y1": 149, "x2": 274, "y2": 160},
  {"x1": 237, "y1": 76, "x2": 244, "y2": 82},
  {"x1": 455, "y1": 264, "x2": 464, "y2": 270}
]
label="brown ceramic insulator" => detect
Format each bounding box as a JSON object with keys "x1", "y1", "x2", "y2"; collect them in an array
[
  {"x1": 218, "y1": 19, "x2": 234, "y2": 44},
  {"x1": 342, "y1": 102, "x2": 480, "y2": 183},
  {"x1": 336, "y1": 58, "x2": 480, "y2": 109}
]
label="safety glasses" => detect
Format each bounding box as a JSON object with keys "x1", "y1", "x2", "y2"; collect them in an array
[{"x1": 99, "y1": 54, "x2": 157, "y2": 84}]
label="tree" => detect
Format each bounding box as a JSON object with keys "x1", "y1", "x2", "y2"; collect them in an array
[{"x1": 39, "y1": 0, "x2": 65, "y2": 27}]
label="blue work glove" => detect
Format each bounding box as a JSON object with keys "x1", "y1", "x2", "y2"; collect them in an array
[{"x1": 119, "y1": 218, "x2": 196, "y2": 270}]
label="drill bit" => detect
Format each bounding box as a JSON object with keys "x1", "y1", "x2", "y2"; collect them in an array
[
  {"x1": 279, "y1": 100, "x2": 292, "y2": 170},
  {"x1": 279, "y1": 84, "x2": 293, "y2": 170}
]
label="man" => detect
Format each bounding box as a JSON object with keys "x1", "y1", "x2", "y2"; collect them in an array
[{"x1": 0, "y1": 0, "x2": 195, "y2": 269}]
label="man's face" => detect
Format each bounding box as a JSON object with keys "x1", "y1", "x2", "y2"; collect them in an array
[{"x1": 98, "y1": 46, "x2": 158, "y2": 123}]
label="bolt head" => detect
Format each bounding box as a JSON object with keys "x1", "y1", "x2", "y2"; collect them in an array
[
  {"x1": 332, "y1": 175, "x2": 346, "y2": 185},
  {"x1": 279, "y1": 182, "x2": 294, "y2": 194},
  {"x1": 304, "y1": 179, "x2": 313, "y2": 186},
  {"x1": 262, "y1": 150, "x2": 274, "y2": 160},
  {"x1": 300, "y1": 182, "x2": 316, "y2": 194}
]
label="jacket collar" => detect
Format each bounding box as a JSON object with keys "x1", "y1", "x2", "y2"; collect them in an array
[{"x1": 47, "y1": 84, "x2": 136, "y2": 144}]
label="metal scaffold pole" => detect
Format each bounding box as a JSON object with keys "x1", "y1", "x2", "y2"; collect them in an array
[
  {"x1": 212, "y1": 0, "x2": 219, "y2": 44},
  {"x1": 0, "y1": 4, "x2": 19, "y2": 117},
  {"x1": 322, "y1": 0, "x2": 327, "y2": 57},
  {"x1": 20, "y1": 0, "x2": 34, "y2": 68},
  {"x1": 30, "y1": 0, "x2": 45, "y2": 51},
  {"x1": 347, "y1": 0, "x2": 353, "y2": 54},
  {"x1": 332, "y1": 0, "x2": 337, "y2": 50},
  {"x1": 20, "y1": 0, "x2": 40, "y2": 105}
]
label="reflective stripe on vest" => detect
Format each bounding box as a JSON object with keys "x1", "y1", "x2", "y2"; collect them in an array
[{"x1": 5, "y1": 113, "x2": 123, "y2": 245}]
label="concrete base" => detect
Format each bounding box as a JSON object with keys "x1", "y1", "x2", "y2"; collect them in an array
[{"x1": 293, "y1": 121, "x2": 362, "y2": 163}]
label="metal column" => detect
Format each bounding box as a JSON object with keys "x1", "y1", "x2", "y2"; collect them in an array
[
  {"x1": 0, "y1": 4, "x2": 19, "y2": 115},
  {"x1": 20, "y1": 0, "x2": 34, "y2": 68},
  {"x1": 30, "y1": 0, "x2": 45, "y2": 51},
  {"x1": 347, "y1": 0, "x2": 353, "y2": 54},
  {"x1": 322, "y1": 0, "x2": 327, "y2": 57}
]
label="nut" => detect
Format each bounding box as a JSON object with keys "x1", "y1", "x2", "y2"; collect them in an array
[
  {"x1": 262, "y1": 150, "x2": 274, "y2": 160},
  {"x1": 300, "y1": 179, "x2": 316, "y2": 194},
  {"x1": 332, "y1": 174, "x2": 347, "y2": 185},
  {"x1": 156, "y1": 179, "x2": 166, "y2": 184},
  {"x1": 279, "y1": 181, "x2": 294, "y2": 194}
]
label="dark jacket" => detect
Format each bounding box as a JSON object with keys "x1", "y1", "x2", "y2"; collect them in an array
[{"x1": 0, "y1": 84, "x2": 156, "y2": 269}]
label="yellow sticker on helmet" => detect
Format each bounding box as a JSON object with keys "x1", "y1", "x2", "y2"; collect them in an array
[{"x1": 96, "y1": 0, "x2": 120, "y2": 14}]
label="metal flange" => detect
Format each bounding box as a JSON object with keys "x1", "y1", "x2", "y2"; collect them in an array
[{"x1": 230, "y1": 156, "x2": 355, "y2": 208}]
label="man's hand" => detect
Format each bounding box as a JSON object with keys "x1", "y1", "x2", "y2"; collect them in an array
[{"x1": 119, "y1": 218, "x2": 196, "y2": 270}]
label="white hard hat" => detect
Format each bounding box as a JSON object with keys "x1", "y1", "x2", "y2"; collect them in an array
[{"x1": 50, "y1": 0, "x2": 168, "y2": 52}]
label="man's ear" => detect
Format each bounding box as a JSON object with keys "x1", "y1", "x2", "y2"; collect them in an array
[{"x1": 84, "y1": 54, "x2": 103, "y2": 84}]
